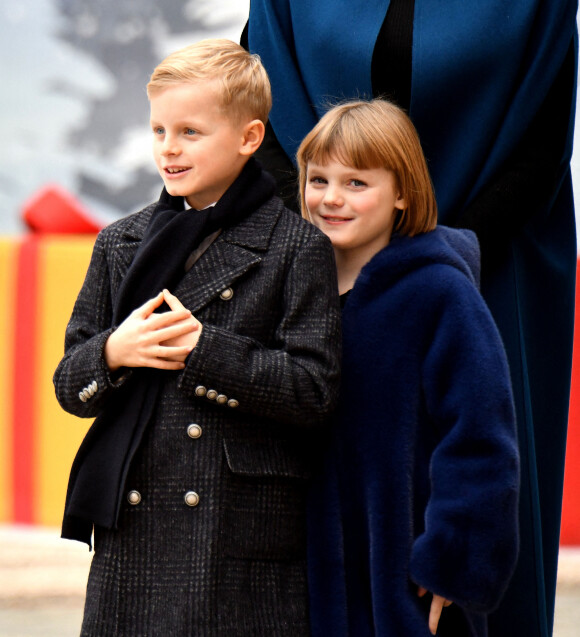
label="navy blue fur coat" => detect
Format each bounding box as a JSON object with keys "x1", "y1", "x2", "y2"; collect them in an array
[{"x1": 307, "y1": 227, "x2": 519, "y2": 636}]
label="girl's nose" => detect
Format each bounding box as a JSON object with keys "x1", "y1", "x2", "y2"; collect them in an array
[{"x1": 323, "y1": 185, "x2": 343, "y2": 206}]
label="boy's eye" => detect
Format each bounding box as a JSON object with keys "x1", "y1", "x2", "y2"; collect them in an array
[
  {"x1": 153, "y1": 127, "x2": 164, "y2": 135},
  {"x1": 185, "y1": 128, "x2": 197, "y2": 136}
]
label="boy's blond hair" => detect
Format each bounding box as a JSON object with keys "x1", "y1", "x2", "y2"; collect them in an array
[
  {"x1": 147, "y1": 39, "x2": 272, "y2": 125},
  {"x1": 297, "y1": 100, "x2": 437, "y2": 236}
]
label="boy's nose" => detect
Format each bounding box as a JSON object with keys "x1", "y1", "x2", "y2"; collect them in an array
[{"x1": 161, "y1": 137, "x2": 181, "y2": 156}]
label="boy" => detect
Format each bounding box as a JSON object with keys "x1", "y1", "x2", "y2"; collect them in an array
[{"x1": 54, "y1": 39, "x2": 341, "y2": 636}]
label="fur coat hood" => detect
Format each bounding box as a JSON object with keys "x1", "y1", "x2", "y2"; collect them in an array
[
  {"x1": 356, "y1": 224, "x2": 481, "y2": 291},
  {"x1": 307, "y1": 226, "x2": 519, "y2": 637}
]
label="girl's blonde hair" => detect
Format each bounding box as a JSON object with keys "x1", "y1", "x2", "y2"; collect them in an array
[
  {"x1": 297, "y1": 100, "x2": 437, "y2": 236},
  {"x1": 147, "y1": 39, "x2": 272, "y2": 125}
]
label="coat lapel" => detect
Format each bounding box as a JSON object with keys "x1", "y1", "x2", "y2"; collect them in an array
[
  {"x1": 108, "y1": 197, "x2": 282, "y2": 314},
  {"x1": 109, "y1": 204, "x2": 155, "y2": 294},
  {"x1": 173, "y1": 199, "x2": 281, "y2": 313}
]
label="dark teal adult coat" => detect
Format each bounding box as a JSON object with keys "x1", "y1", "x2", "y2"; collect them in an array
[{"x1": 248, "y1": 2, "x2": 578, "y2": 635}]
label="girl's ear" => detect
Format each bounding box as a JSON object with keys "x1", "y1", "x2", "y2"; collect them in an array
[
  {"x1": 395, "y1": 193, "x2": 407, "y2": 211},
  {"x1": 240, "y1": 119, "x2": 265, "y2": 156}
]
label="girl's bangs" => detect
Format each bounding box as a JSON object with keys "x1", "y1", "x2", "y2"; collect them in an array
[{"x1": 307, "y1": 120, "x2": 386, "y2": 171}]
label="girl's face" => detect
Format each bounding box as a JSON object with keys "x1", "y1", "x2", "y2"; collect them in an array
[{"x1": 305, "y1": 158, "x2": 406, "y2": 262}]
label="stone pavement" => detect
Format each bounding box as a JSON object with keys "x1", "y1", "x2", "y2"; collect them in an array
[{"x1": 0, "y1": 524, "x2": 579, "y2": 636}]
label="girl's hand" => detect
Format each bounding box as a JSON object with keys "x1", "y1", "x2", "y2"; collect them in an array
[
  {"x1": 417, "y1": 587, "x2": 453, "y2": 635},
  {"x1": 104, "y1": 291, "x2": 198, "y2": 371}
]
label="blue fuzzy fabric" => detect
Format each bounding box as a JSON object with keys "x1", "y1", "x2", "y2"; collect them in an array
[{"x1": 307, "y1": 227, "x2": 519, "y2": 636}]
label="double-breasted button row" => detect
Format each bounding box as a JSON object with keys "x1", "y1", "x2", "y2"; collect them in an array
[
  {"x1": 195, "y1": 385, "x2": 239, "y2": 409},
  {"x1": 79, "y1": 380, "x2": 98, "y2": 403},
  {"x1": 126, "y1": 489, "x2": 200, "y2": 507}
]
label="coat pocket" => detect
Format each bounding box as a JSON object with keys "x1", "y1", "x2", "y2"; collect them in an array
[{"x1": 220, "y1": 437, "x2": 310, "y2": 560}]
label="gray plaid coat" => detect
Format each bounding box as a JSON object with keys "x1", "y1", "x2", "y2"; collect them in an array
[{"x1": 54, "y1": 195, "x2": 341, "y2": 636}]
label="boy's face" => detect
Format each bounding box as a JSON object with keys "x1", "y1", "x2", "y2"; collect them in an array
[{"x1": 150, "y1": 81, "x2": 250, "y2": 210}]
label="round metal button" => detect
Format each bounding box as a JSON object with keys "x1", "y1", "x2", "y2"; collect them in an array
[
  {"x1": 227, "y1": 398, "x2": 239, "y2": 409},
  {"x1": 195, "y1": 385, "x2": 207, "y2": 397},
  {"x1": 220, "y1": 287, "x2": 234, "y2": 301},
  {"x1": 184, "y1": 491, "x2": 200, "y2": 507},
  {"x1": 127, "y1": 490, "x2": 141, "y2": 505},
  {"x1": 187, "y1": 423, "x2": 202, "y2": 439},
  {"x1": 206, "y1": 389, "x2": 218, "y2": 401},
  {"x1": 216, "y1": 394, "x2": 227, "y2": 405}
]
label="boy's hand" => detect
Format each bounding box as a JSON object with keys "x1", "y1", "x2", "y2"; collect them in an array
[
  {"x1": 161, "y1": 289, "x2": 203, "y2": 352},
  {"x1": 104, "y1": 291, "x2": 199, "y2": 371},
  {"x1": 417, "y1": 587, "x2": 453, "y2": 635}
]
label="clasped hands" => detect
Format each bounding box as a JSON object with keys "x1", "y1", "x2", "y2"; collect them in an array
[{"x1": 105, "y1": 289, "x2": 201, "y2": 372}]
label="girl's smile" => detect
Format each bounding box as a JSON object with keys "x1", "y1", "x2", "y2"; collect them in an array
[{"x1": 319, "y1": 214, "x2": 352, "y2": 223}]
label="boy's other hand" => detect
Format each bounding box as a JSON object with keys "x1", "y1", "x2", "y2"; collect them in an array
[
  {"x1": 161, "y1": 289, "x2": 204, "y2": 353},
  {"x1": 417, "y1": 587, "x2": 453, "y2": 635},
  {"x1": 104, "y1": 291, "x2": 199, "y2": 371}
]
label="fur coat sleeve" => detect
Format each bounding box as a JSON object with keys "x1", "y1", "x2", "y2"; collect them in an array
[{"x1": 408, "y1": 265, "x2": 519, "y2": 612}]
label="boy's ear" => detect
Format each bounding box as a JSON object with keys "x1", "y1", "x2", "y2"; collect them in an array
[{"x1": 240, "y1": 119, "x2": 265, "y2": 156}]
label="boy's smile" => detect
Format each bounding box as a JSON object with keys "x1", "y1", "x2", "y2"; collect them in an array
[{"x1": 150, "y1": 81, "x2": 251, "y2": 210}]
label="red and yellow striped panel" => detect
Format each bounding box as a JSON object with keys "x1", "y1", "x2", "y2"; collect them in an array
[
  {"x1": 35, "y1": 236, "x2": 96, "y2": 526},
  {"x1": 0, "y1": 234, "x2": 95, "y2": 526},
  {"x1": 0, "y1": 238, "x2": 17, "y2": 522}
]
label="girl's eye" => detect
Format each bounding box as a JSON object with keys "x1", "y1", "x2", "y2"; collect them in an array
[
  {"x1": 309, "y1": 176, "x2": 327, "y2": 185},
  {"x1": 350, "y1": 179, "x2": 367, "y2": 188}
]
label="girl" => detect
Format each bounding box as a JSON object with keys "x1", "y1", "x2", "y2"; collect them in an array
[{"x1": 298, "y1": 100, "x2": 519, "y2": 636}]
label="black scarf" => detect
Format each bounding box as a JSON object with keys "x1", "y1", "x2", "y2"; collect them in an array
[{"x1": 62, "y1": 158, "x2": 275, "y2": 545}]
